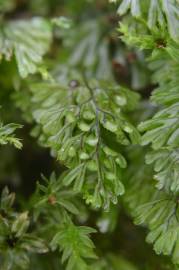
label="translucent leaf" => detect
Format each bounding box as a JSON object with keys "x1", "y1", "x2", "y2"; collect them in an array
[
  {"x1": 0, "y1": 18, "x2": 52, "y2": 77},
  {"x1": 139, "y1": 104, "x2": 179, "y2": 149},
  {"x1": 29, "y1": 78, "x2": 139, "y2": 209},
  {"x1": 134, "y1": 193, "x2": 179, "y2": 264},
  {"x1": 117, "y1": 0, "x2": 141, "y2": 17},
  {"x1": 146, "y1": 149, "x2": 179, "y2": 193},
  {"x1": 50, "y1": 223, "x2": 97, "y2": 270},
  {"x1": 116, "y1": 0, "x2": 179, "y2": 41}
]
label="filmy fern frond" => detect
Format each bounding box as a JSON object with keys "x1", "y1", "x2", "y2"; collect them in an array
[
  {"x1": 0, "y1": 18, "x2": 52, "y2": 78},
  {"x1": 2, "y1": 0, "x2": 179, "y2": 269},
  {"x1": 116, "y1": 0, "x2": 179, "y2": 264},
  {"x1": 146, "y1": 149, "x2": 179, "y2": 192},
  {"x1": 134, "y1": 193, "x2": 179, "y2": 265},
  {"x1": 114, "y1": 0, "x2": 179, "y2": 41},
  {"x1": 138, "y1": 60, "x2": 179, "y2": 193},
  {"x1": 50, "y1": 222, "x2": 97, "y2": 270},
  {"x1": 29, "y1": 77, "x2": 140, "y2": 209}
]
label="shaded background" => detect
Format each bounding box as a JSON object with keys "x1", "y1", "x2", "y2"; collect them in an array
[{"x1": 0, "y1": 0, "x2": 173, "y2": 269}]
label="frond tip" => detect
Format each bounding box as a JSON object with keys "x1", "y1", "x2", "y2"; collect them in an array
[{"x1": 0, "y1": 122, "x2": 22, "y2": 149}]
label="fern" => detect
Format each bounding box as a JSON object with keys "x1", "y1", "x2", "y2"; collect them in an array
[
  {"x1": 114, "y1": 0, "x2": 179, "y2": 41},
  {"x1": 50, "y1": 222, "x2": 97, "y2": 270},
  {"x1": 0, "y1": 18, "x2": 52, "y2": 78},
  {"x1": 0, "y1": 187, "x2": 48, "y2": 270},
  {"x1": 115, "y1": 0, "x2": 179, "y2": 265},
  {"x1": 134, "y1": 193, "x2": 179, "y2": 265},
  {"x1": 28, "y1": 77, "x2": 140, "y2": 209},
  {"x1": 0, "y1": 122, "x2": 22, "y2": 149},
  {"x1": 33, "y1": 172, "x2": 79, "y2": 215},
  {"x1": 0, "y1": 0, "x2": 179, "y2": 269}
]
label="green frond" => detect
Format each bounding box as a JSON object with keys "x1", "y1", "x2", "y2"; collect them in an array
[
  {"x1": 0, "y1": 188, "x2": 48, "y2": 270},
  {"x1": 146, "y1": 149, "x2": 179, "y2": 192},
  {"x1": 0, "y1": 1, "x2": 179, "y2": 269},
  {"x1": 50, "y1": 222, "x2": 97, "y2": 270},
  {"x1": 117, "y1": 0, "x2": 179, "y2": 264},
  {"x1": 33, "y1": 172, "x2": 80, "y2": 215},
  {"x1": 0, "y1": 18, "x2": 52, "y2": 77},
  {"x1": 134, "y1": 192, "x2": 179, "y2": 265},
  {"x1": 29, "y1": 78, "x2": 140, "y2": 209},
  {"x1": 114, "y1": 0, "x2": 179, "y2": 41}
]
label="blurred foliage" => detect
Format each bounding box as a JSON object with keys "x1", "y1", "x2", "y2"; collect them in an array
[{"x1": 0, "y1": 0, "x2": 178, "y2": 270}]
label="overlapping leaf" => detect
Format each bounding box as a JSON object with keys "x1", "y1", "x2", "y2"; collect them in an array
[
  {"x1": 50, "y1": 222, "x2": 97, "y2": 270},
  {"x1": 134, "y1": 193, "x2": 179, "y2": 265},
  {"x1": 0, "y1": 18, "x2": 52, "y2": 77},
  {"x1": 0, "y1": 188, "x2": 48, "y2": 270},
  {"x1": 139, "y1": 104, "x2": 179, "y2": 149},
  {"x1": 117, "y1": 0, "x2": 179, "y2": 266},
  {"x1": 29, "y1": 78, "x2": 140, "y2": 209},
  {"x1": 33, "y1": 172, "x2": 79, "y2": 215},
  {"x1": 114, "y1": 0, "x2": 179, "y2": 41},
  {"x1": 123, "y1": 147, "x2": 179, "y2": 265},
  {"x1": 119, "y1": 21, "x2": 179, "y2": 61},
  {"x1": 138, "y1": 61, "x2": 179, "y2": 192},
  {"x1": 59, "y1": 20, "x2": 114, "y2": 80},
  {"x1": 146, "y1": 149, "x2": 179, "y2": 193}
]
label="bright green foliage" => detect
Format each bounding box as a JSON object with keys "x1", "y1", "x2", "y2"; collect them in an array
[
  {"x1": 28, "y1": 79, "x2": 140, "y2": 209},
  {"x1": 134, "y1": 194, "x2": 179, "y2": 265},
  {"x1": 30, "y1": 173, "x2": 97, "y2": 270},
  {"x1": 33, "y1": 172, "x2": 79, "y2": 215},
  {"x1": 116, "y1": 0, "x2": 179, "y2": 41},
  {"x1": 137, "y1": 59, "x2": 179, "y2": 194},
  {"x1": 0, "y1": 18, "x2": 52, "y2": 78},
  {"x1": 0, "y1": 174, "x2": 97, "y2": 270},
  {"x1": 111, "y1": 0, "x2": 179, "y2": 265},
  {"x1": 146, "y1": 149, "x2": 179, "y2": 192},
  {"x1": 0, "y1": 0, "x2": 179, "y2": 269},
  {"x1": 51, "y1": 223, "x2": 97, "y2": 270}
]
